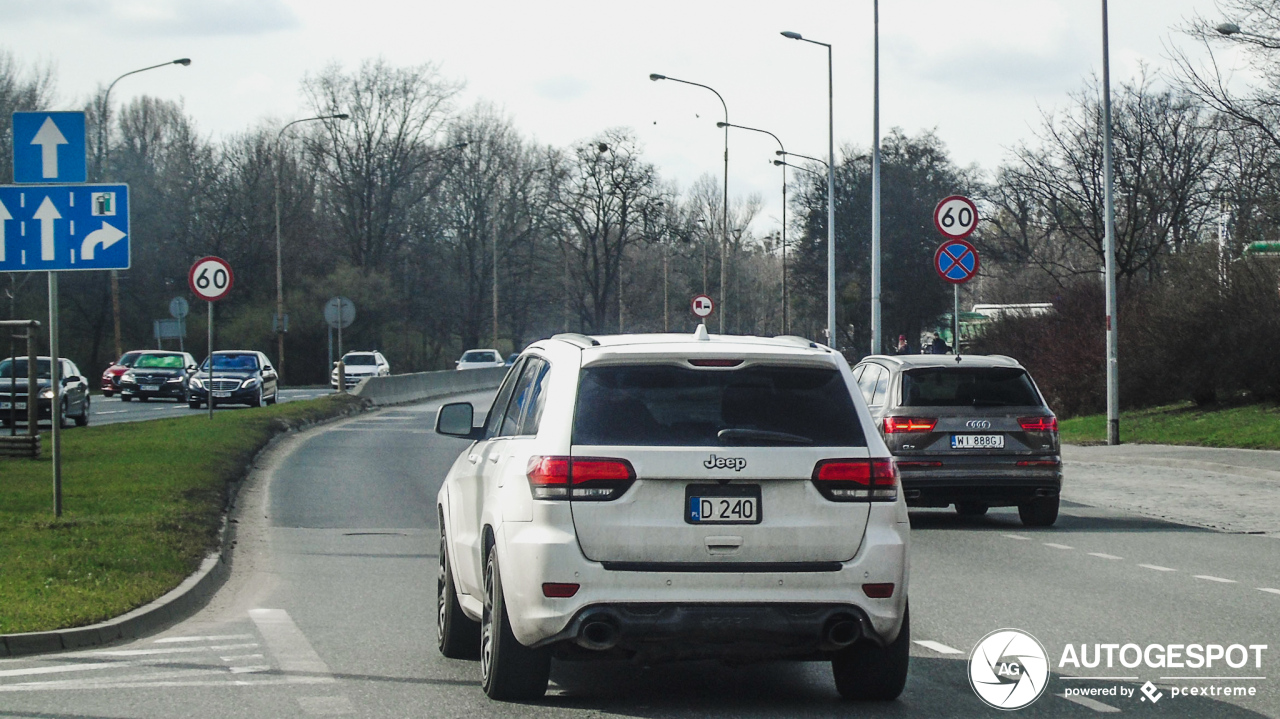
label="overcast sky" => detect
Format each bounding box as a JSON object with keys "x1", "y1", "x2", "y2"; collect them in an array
[{"x1": 1, "y1": 0, "x2": 1240, "y2": 233}]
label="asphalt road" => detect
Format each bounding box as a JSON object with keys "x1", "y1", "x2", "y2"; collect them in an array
[
  {"x1": 0, "y1": 388, "x2": 334, "y2": 432},
  {"x1": 1, "y1": 393, "x2": 1276, "y2": 718}
]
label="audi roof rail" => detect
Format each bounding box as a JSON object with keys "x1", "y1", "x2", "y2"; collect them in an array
[{"x1": 551, "y1": 332, "x2": 601, "y2": 348}]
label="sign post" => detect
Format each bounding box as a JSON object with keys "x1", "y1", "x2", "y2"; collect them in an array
[
  {"x1": 169, "y1": 296, "x2": 189, "y2": 352},
  {"x1": 189, "y1": 257, "x2": 233, "y2": 419},
  {"x1": 933, "y1": 196, "x2": 980, "y2": 354},
  {"x1": 324, "y1": 297, "x2": 355, "y2": 391}
]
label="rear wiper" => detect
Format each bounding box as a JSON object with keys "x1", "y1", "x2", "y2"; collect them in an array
[{"x1": 717, "y1": 428, "x2": 813, "y2": 445}]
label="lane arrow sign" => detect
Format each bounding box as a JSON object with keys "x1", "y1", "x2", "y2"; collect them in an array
[
  {"x1": 32, "y1": 117, "x2": 69, "y2": 179},
  {"x1": 33, "y1": 196, "x2": 61, "y2": 261},
  {"x1": 80, "y1": 221, "x2": 126, "y2": 260},
  {"x1": 0, "y1": 199, "x2": 10, "y2": 263}
]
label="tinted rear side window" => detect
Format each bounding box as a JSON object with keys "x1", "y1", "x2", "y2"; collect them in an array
[
  {"x1": 573, "y1": 365, "x2": 866, "y2": 447},
  {"x1": 901, "y1": 367, "x2": 1041, "y2": 407}
]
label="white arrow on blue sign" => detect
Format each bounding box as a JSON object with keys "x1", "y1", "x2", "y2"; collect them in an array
[
  {"x1": 0, "y1": 184, "x2": 129, "y2": 272},
  {"x1": 12, "y1": 112, "x2": 87, "y2": 184}
]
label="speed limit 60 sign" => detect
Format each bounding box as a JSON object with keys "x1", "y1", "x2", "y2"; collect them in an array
[
  {"x1": 933, "y1": 195, "x2": 979, "y2": 240},
  {"x1": 189, "y1": 256, "x2": 233, "y2": 301}
]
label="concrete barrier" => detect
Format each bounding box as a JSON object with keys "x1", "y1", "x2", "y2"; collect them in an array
[{"x1": 351, "y1": 366, "x2": 509, "y2": 406}]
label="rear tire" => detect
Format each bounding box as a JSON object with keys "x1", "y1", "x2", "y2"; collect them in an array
[
  {"x1": 1019, "y1": 496, "x2": 1059, "y2": 527},
  {"x1": 955, "y1": 502, "x2": 989, "y2": 517},
  {"x1": 833, "y1": 603, "x2": 910, "y2": 701},
  {"x1": 188, "y1": 400, "x2": 201, "y2": 409},
  {"x1": 438, "y1": 528, "x2": 480, "y2": 659},
  {"x1": 481, "y1": 549, "x2": 550, "y2": 701},
  {"x1": 121, "y1": 394, "x2": 132, "y2": 402}
]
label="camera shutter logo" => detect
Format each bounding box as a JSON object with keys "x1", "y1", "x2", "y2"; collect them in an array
[{"x1": 968, "y1": 629, "x2": 1050, "y2": 710}]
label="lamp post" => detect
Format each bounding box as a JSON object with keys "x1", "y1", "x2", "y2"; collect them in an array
[
  {"x1": 1100, "y1": 0, "x2": 1120, "y2": 445},
  {"x1": 650, "y1": 73, "x2": 730, "y2": 333},
  {"x1": 780, "y1": 31, "x2": 838, "y2": 348},
  {"x1": 718, "y1": 121, "x2": 789, "y2": 333},
  {"x1": 98, "y1": 58, "x2": 191, "y2": 361},
  {"x1": 273, "y1": 114, "x2": 348, "y2": 384}
]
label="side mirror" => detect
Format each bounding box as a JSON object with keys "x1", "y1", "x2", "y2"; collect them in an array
[
  {"x1": 263, "y1": 366, "x2": 274, "y2": 372},
  {"x1": 186, "y1": 364, "x2": 197, "y2": 371},
  {"x1": 62, "y1": 376, "x2": 81, "y2": 385},
  {"x1": 436, "y1": 402, "x2": 481, "y2": 439}
]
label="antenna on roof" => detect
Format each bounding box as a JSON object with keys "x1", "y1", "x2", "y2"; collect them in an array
[{"x1": 694, "y1": 324, "x2": 710, "y2": 341}]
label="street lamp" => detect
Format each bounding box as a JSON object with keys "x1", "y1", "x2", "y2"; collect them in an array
[
  {"x1": 1100, "y1": 0, "x2": 1119, "y2": 445},
  {"x1": 99, "y1": 58, "x2": 192, "y2": 360},
  {"x1": 780, "y1": 31, "x2": 839, "y2": 349},
  {"x1": 650, "y1": 72, "x2": 731, "y2": 333},
  {"x1": 718, "y1": 121, "x2": 789, "y2": 333},
  {"x1": 273, "y1": 113, "x2": 349, "y2": 384}
]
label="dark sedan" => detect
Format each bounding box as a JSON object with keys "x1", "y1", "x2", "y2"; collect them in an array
[
  {"x1": 117, "y1": 351, "x2": 197, "y2": 402},
  {"x1": 187, "y1": 350, "x2": 279, "y2": 408},
  {"x1": 0, "y1": 356, "x2": 91, "y2": 428}
]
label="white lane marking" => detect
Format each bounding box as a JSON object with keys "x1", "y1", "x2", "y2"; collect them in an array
[
  {"x1": 249, "y1": 608, "x2": 334, "y2": 684},
  {"x1": 297, "y1": 695, "x2": 357, "y2": 715},
  {"x1": 913, "y1": 640, "x2": 963, "y2": 654},
  {"x1": 229, "y1": 665, "x2": 272, "y2": 674},
  {"x1": 220, "y1": 654, "x2": 265, "y2": 662},
  {"x1": 87, "y1": 643, "x2": 256, "y2": 657},
  {"x1": 93, "y1": 410, "x2": 127, "y2": 415},
  {"x1": 0, "y1": 662, "x2": 127, "y2": 678},
  {"x1": 1044, "y1": 543, "x2": 1074, "y2": 550},
  {"x1": 154, "y1": 634, "x2": 254, "y2": 644},
  {"x1": 1194, "y1": 575, "x2": 1237, "y2": 583},
  {"x1": 1260, "y1": 588, "x2": 1280, "y2": 595},
  {"x1": 1088, "y1": 553, "x2": 1123, "y2": 560},
  {"x1": 1061, "y1": 693, "x2": 1121, "y2": 713},
  {"x1": 1139, "y1": 564, "x2": 1177, "y2": 572},
  {"x1": 1003, "y1": 533, "x2": 1031, "y2": 540}
]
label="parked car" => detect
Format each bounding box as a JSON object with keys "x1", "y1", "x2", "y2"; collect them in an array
[
  {"x1": 455, "y1": 348, "x2": 505, "y2": 370},
  {"x1": 117, "y1": 351, "x2": 197, "y2": 402},
  {"x1": 100, "y1": 350, "x2": 144, "y2": 397},
  {"x1": 0, "y1": 356, "x2": 91, "y2": 427},
  {"x1": 331, "y1": 350, "x2": 390, "y2": 390},
  {"x1": 434, "y1": 331, "x2": 909, "y2": 701},
  {"x1": 187, "y1": 351, "x2": 279, "y2": 408},
  {"x1": 852, "y1": 354, "x2": 1061, "y2": 526}
]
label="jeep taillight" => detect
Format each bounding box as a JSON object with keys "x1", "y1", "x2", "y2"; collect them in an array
[
  {"x1": 812, "y1": 459, "x2": 898, "y2": 502},
  {"x1": 883, "y1": 417, "x2": 937, "y2": 434},
  {"x1": 526, "y1": 456, "x2": 635, "y2": 501},
  {"x1": 1018, "y1": 416, "x2": 1058, "y2": 433}
]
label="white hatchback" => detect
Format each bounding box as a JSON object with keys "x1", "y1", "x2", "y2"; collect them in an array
[
  {"x1": 456, "y1": 349, "x2": 506, "y2": 371},
  {"x1": 434, "y1": 328, "x2": 910, "y2": 701}
]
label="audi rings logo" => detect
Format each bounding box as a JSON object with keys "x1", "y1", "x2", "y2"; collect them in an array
[
  {"x1": 969, "y1": 629, "x2": 1051, "y2": 710},
  {"x1": 966, "y1": 420, "x2": 992, "y2": 430}
]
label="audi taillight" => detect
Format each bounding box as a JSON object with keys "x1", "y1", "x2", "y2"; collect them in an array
[
  {"x1": 883, "y1": 417, "x2": 937, "y2": 434},
  {"x1": 526, "y1": 456, "x2": 635, "y2": 501},
  {"x1": 812, "y1": 459, "x2": 898, "y2": 502},
  {"x1": 1018, "y1": 416, "x2": 1058, "y2": 433}
]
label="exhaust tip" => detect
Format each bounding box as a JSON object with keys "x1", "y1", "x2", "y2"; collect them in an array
[
  {"x1": 575, "y1": 614, "x2": 621, "y2": 651},
  {"x1": 822, "y1": 615, "x2": 861, "y2": 649}
]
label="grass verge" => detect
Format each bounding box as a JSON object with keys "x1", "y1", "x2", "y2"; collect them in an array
[
  {"x1": 1060, "y1": 401, "x2": 1280, "y2": 449},
  {"x1": 0, "y1": 394, "x2": 364, "y2": 635}
]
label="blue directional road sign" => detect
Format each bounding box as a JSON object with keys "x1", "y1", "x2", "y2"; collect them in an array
[
  {"x1": 0, "y1": 184, "x2": 130, "y2": 272},
  {"x1": 12, "y1": 112, "x2": 87, "y2": 184},
  {"x1": 934, "y1": 239, "x2": 979, "y2": 284}
]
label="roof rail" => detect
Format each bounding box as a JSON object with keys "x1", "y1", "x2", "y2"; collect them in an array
[
  {"x1": 551, "y1": 332, "x2": 600, "y2": 348},
  {"x1": 772, "y1": 335, "x2": 820, "y2": 349}
]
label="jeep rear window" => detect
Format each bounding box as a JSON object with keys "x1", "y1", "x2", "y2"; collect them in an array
[
  {"x1": 901, "y1": 367, "x2": 1041, "y2": 407},
  {"x1": 572, "y1": 365, "x2": 866, "y2": 447}
]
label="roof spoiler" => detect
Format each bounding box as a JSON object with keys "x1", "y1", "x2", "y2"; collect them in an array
[{"x1": 551, "y1": 332, "x2": 600, "y2": 348}]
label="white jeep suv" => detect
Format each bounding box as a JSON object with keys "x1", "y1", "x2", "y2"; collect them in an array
[{"x1": 434, "y1": 329, "x2": 910, "y2": 701}]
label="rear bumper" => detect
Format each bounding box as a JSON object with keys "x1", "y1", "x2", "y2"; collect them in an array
[
  {"x1": 488, "y1": 502, "x2": 909, "y2": 653},
  {"x1": 898, "y1": 456, "x2": 1062, "y2": 507}
]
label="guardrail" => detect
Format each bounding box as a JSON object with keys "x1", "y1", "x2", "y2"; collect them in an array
[{"x1": 350, "y1": 366, "x2": 509, "y2": 406}]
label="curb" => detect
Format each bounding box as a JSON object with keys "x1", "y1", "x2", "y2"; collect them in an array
[{"x1": 0, "y1": 398, "x2": 369, "y2": 659}]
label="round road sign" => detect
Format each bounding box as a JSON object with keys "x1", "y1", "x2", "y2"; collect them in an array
[
  {"x1": 169, "y1": 296, "x2": 189, "y2": 319},
  {"x1": 691, "y1": 294, "x2": 714, "y2": 318},
  {"x1": 933, "y1": 195, "x2": 979, "y2": 240},
  {"x1": 188, "y1": 257, "x2": 233, "y2": 301},
  {"x1": 934, "y1": 239, "x2": 980, "y2": 284},
  {"x1": 324, "y1": 296, "x2": 356, "y2": 329}
]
